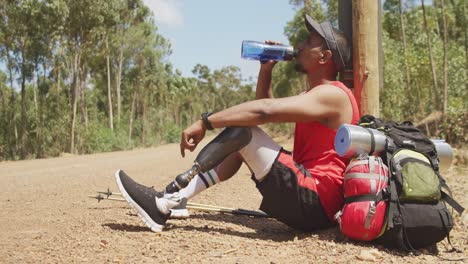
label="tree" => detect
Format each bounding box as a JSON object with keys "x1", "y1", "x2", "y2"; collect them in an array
[{"x1": 421, "y1": 0, "x2": 440, "y2": 110}]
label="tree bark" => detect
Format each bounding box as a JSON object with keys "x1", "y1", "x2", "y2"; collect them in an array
[
  {"x1": 352, "y1": 0, "x2": 382, "y2": 117},
  {"x1": 398, "y1": 0, "x2": 411, "y2": 91},
  {"x1": 141, "y1": 91, "x2": 146, "y2": 145},
  {"x1": 421, "y1": 0, "x2": 440, "y2": 109},
  {"x1": 38, "y1": 61, "x2": 47, "y2": 158},
  {"x1": 465, "y1": 0, "x2": 468, "y2": 108},
  {"x1": 20, "y1": 40, "x2": 27, "y2": 159},
  {"x1": 128, "y1": 91, "x2": 136, "y2": 144},
  {"x1": 0, "y1": 78, "x2": 7, "y2": 158},
  {"x1": 106, "y1": 36, "x2": 114, "y2": 131},
  {"x1": 80, "y1": 67, "x2": 88, "y2": 129},
  {"x1": 116, "y1": 48, "x2": 123, "y2": 126},
  {"x1": 70, "y1": 51, "x2": 80, "y2": 154},
  {"x1": 440, "y1": 0, "x2": 448, "y2": 120},
  {"x1": 35, "y1": 65, "x2": 42, "y2": 158},
  {"x1": 32, "y1": 73, "x2": 38, "y2": 120},
  {"x1": 6, "y1": 46, "x2": 18, "y2": 158}
]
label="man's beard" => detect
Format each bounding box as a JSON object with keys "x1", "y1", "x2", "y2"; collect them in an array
[{"x1": 294, "y1": 62, "x2": 306, "y2": 73}]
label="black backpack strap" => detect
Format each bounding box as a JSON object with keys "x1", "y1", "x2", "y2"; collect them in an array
[
  {"x1": 387, "y1": 179, "x2": 400, "y2": 229},
  {"x1": 344, "y1": 192, "x2": 385, "y2": 204},
  {"x1": 384, "y1": 149, "x2": 401, "y2": 230},
  {"x1": 441, "y1": 191, "x2": 465, "y2": 215},
  {"x1": 364, "y1": 128, "x2": 376, "y2": 155}
]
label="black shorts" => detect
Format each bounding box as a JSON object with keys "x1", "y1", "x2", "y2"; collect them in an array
[{"x1": 252, "y1": 149, "x2": 332, "y2": 231}]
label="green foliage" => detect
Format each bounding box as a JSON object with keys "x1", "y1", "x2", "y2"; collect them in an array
[
  {"x1": 380, "y1": 0, "x2": 467, "y2": 145},
  {"x1": 163, "y1": 123, "x2": 182, "y2": 144},
  {"x1": 440, "y1": 108, "x2": 467, "y2": 147},
  {"x1": 0, "y1": 0, "x2": 466, "y2": 160}
]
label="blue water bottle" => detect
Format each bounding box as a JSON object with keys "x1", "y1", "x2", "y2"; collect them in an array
[{"x1": 241, "y1": 40, "x2": 297, "y2": 61}]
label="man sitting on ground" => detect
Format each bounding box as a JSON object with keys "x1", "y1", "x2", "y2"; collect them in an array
[{"x1": 115, "y1": 14, "x2": 359, "y2": 232}]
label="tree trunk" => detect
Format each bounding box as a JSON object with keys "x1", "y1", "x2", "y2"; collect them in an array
[
  {"x1": 70, "y1": 51, "x2": 80, "y2": 154},
  {"x1": 398, "y1": 0, "x2": 411, "y2": 91},
  {"x1": 20, "y1": 68, "x2": 27, "y2": 159},
  {"x1": 141, "y1": 92, "x2": 146, "y2": 145},
  {"x1": 80, "y1": 67, "x2": 89, "y2": 129},
  {"x1": 6, "y1": 47, "x2": 18, "y2": 158},
  {"x1": 128, "y1": 91, "x2": 137, "y2": 144},
  {"x1": 32, "y1": 66, "x2": 38, "y2": 120},
  {"x1": 20, "y1": 42, "x2": 27, "y2": 159},
  {"x1": 352, "y1": 0, "x2": 382, "y2": 117},
  {"x1": 106, "y1": 37, "x2": 114, "y2": 131},
  {"x1": 421, "y1": 0, "x2": 440, "y2": 109},
  {"x1": 440, "y1": 0, "x2": 448, "y2": 120},
  {"x1": 0, "y1": 79, "x2": 7, "y2": 158},
  {"x1": 399, "y1": 0, "x2": 424, "y2": 118},
  {"x1": 116, "y1": 48, "x2": 123, "y2": 126},
  {"x1": 36, "y1": 66, "x2": 43, "y2": 158},
  {"x1": 38, "y1": 61, "x2": 47, "y2": 158},
  {"x1": 465, "y1": 0, "x2": 468, "y2": 108},
  {"x1": 55, "y1": 60, "x2": 61, "y2": 93}
]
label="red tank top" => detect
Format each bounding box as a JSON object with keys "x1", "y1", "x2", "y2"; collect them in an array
[{"x1": 293, "y1": 81, "x2": 359, "y2": 221}]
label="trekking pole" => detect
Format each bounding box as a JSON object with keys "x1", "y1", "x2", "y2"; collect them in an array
[
  {"x1": 90, "y1": 192, "x2": 269, "y2": 218},
  {"x1": 89, "y1": 194, "x2": 125, "y2": 202}
]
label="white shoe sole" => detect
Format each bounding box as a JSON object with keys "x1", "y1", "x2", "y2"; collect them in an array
[
  {"x1": 169, "y1": 208, "x2": 190, "y2": 219},
  {"x1": 115, "y1": 170, "x2": 164, "y2": 232}
]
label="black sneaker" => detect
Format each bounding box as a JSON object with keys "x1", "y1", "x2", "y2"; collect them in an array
[{"x1": 115, "y1": 170, "x2": 169, "y2": 232}]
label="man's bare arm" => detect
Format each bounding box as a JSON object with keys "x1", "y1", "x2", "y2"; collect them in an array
[
  {"x1": 256, "y1": 65, "x2": 274, "y2": 99},
  {"x1": 208, "y1": 84, "x2": 349, "y2": 129}
]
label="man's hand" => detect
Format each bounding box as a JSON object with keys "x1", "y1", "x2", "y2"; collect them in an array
[
  {"x1": 256, "y1": 40, "x2": 283, "y2": 100},
  {"x1": 259, "y1": 40, "x2": 282, "y2": 68},
  {"x1": 180, "y1": 120, "x2": 206, "y2": 157}
]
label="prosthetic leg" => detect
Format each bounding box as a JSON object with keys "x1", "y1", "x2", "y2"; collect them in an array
[
  {"x1": 115, "y1": 126, "x2": 278, "y2": 232},
  {"x1": 165, "y1": 127, "x2": 252, "y2": 194}
]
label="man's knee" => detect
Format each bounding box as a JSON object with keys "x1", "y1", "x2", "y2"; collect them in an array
[{"x1": 238, "y1": 127, "x2": 282, "y2": 181}]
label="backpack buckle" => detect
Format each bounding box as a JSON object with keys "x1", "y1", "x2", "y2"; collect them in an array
[
  {"x1": 402, "y1": 140, "x2": 416, "y2": 149},
  {"x1": 381, "y1": 187, "x2": 391, "y2": 200},
  {"x1": 393, "y1": 215, "x2": 402, "y2": 226}
]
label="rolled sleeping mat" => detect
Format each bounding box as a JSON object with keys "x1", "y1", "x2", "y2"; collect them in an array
[
  {"x1": 334, "y1": 124, "x2": 387, "y2": 159},
  {"x1": 334, "y1": 124, "x2": 453, "y2": 172},
  {"x1": 431, "y1": 139, "x2": 453, "y2": 173}
]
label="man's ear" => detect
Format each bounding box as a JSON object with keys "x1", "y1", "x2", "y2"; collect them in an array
[{"x1": 320, "y1": 50, "x2": 333, "y2": 64}]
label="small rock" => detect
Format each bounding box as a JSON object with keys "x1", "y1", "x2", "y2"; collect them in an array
[
  {"x1": 356, "y1": 249, "x2": 382, "y2": 262},
  {"x1": 100, "y1": 240, "x2": 108, "y2": 248}
]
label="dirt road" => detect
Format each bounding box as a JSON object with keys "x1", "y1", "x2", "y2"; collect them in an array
[{"x1": 0, "y1": 139, "x2": 466, "y2": 263}]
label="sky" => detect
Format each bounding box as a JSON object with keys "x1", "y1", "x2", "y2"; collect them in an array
[{"x1": 143, "y1": 0, "x2": 297, "y2": 81}]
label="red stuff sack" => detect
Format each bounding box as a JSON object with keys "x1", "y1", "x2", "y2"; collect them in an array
[{"x1": 335, "y1": 156, "x2": 389, "y2": 241}]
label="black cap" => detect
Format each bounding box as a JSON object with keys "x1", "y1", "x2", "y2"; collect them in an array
[{"x1": 304, "y1": 14, "x2": 349, "y2": 72}]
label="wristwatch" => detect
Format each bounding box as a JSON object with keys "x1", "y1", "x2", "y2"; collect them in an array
[{"x1": 201, "y1": 112, "x2": 214, "y2": 130}]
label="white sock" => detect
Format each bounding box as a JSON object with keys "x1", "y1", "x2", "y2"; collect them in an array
[{"x1": 178, "y1": 169, "x2": 220, "y2": 200}]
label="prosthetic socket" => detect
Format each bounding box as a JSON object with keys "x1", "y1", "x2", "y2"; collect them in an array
[{"x1": 165, "y1": 127, "x2": 252, "y2": 193}]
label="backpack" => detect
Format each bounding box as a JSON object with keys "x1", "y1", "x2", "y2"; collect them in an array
[
  {"x1": 357, "y1": 115, "x2": 465, "y2": 251},
  {"x1": 335, "y1": 155, "x2": 389, "y2": 241}
]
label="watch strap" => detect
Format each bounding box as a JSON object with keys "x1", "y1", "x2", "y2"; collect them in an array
[{"x1": 201, "y1": 112, "x2": 214, "y2": 130}]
